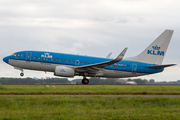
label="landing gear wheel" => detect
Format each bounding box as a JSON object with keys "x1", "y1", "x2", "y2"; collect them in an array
[
  {"x1": 20, "y1": 73, "x2": 24, "y2": 77},
  {"x1": 82, "y1": 79, "x2": 89, "y2": 85}
]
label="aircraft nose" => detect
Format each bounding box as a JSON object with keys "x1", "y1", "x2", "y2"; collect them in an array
[{"x1": 3, "y1": 56, "x2": 9, "y2": 64}]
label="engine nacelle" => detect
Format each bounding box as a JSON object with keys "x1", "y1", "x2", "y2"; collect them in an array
[{"x1": 54, "y1": 66, "x2": 75, "y2": 77}]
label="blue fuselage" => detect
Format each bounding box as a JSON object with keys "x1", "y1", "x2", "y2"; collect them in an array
[{"x1": 3, "y1": 51, "x2": 164, "y2": 78}]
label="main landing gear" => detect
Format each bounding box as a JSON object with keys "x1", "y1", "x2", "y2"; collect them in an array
[
  {"x1": 82, "y1": 76, "x2": 89, "y2": 85},
  {"x1": 20, "y1": 72, "x2": 24, "y2": 77}
]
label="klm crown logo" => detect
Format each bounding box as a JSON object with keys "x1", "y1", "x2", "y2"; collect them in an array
[
  {"x1": 120, "y1": 54, "x2": 124, "y2": 56},
  {"x1": 60, "y1": 69, "x2": 65, "y2": 73},
  {"x1": 147, "y1": 45, "x2": 164, "y2": 56},
  {"x1": 152, "y1": 45, "x2": 161, "y2": 50}
]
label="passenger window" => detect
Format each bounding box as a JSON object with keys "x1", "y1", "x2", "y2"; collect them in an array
[
  {"x1": 46, "y1": 58, "x2": 48, "y2": 60},
  {"x1": 38, "y1": 57, "x2": 40, "y2": 59},
  {"x1": 83, "y1": 62, "x2": 84, "y2": 64},
  {"x1": 33, "y1": 57, "x2": 35, "y2": 59},
  {"x1": 121, "y1": 66, "x2": 123, "y2": 68},
  {"x1": 36, "y1": 57, "x2": 37, "y2": 59},
  {"x1": 64, "y1": 60, "x2": 66, "y2": 62},
  {"x1": 44, "y1": 58, "x2": 45, "y2": 60},
  {"x1": 85, "y1": 62, "x2": 87, "y2": 64},
  {"x1": 114, "y1": 65, "x2": 115, "y2": 67},
  {"x1": 59, "y1": 59, "x2": 61, "y2": 61}
]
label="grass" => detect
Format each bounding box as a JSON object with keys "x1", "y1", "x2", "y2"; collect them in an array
[
  {"x1": 0, "y1": 96, "x2": 180, "y2": 119},
  {"x1": 1, "y1": 85, "x2": 180, "y2": 119},
  {"x1": 0, "y1": 85, "x2": 180, "y2": 95}
]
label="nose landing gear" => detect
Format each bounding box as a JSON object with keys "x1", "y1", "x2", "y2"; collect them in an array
[{"x1": 14, "y1": 67, "x2": 24, "y2": 77}]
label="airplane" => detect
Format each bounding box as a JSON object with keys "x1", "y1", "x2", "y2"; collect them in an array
[{"x1": 3, "y1": 30, "x2": 176, "y2": 84}]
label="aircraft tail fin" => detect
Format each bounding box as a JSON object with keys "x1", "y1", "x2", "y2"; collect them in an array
[{"x1": 125, "y1": 30, "x2": 174, "y2": 65}]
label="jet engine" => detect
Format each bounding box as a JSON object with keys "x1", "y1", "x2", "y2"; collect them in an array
[{"x1": 54, "y1": 66, "x2": 75, "y2": 77}]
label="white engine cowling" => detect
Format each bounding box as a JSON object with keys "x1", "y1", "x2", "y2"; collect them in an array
[{"x1": 54, "y1": 66, "x2": 75, "y2": 77}]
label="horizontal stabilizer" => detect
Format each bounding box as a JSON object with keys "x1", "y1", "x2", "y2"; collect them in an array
[{"x1": 148, "y1": 64, "x2": 176, "y2": 68}]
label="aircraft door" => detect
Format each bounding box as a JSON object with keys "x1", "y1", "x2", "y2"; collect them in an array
[
  {"x1": 26, "y1": 52, "x2": 32, "y2": 61},
  {"x1": 75, "y1": 60, "x2": 80, "y2": 66},
  {"x1": 132, "y1": 63, "x2": 137, "y2": 74}
]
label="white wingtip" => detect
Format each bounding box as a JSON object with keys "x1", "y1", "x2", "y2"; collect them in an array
[
  {"x1": 106, "y1": 52, "x2": 112, "y2": 58},
  {"x1": 115, "y1": 47, "x2": 128, "y2": 61}
]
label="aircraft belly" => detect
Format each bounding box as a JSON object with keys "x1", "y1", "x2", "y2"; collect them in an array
[
  {"x1": 9, "y1": 59, "x2": 56, "y2": 72},
  {"x1": 9, "y1": 59, "x2": 148, "y2": 78},
  {"x1": 9, "y1": 59, "x2": 32, "y2": 69},
  {"x1": 101, "y1": 70, "x2": 147, "y2": 78}
]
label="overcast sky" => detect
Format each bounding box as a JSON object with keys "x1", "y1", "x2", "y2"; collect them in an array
[{"x1": 0, "y1": 0, "x2": 179, "y2": 81}]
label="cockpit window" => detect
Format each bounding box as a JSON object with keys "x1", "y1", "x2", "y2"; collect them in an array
[{"x1": 12, "y1": 54, "x2": 19, "y2": 57}]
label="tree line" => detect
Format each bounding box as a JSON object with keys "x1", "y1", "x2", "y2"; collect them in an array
[
  {"x1": 0, "y1": 77, "x2": 70, "y2": 85},
  {"x1": 0, "y1": 77, "x2": 180, "y2": 85}
]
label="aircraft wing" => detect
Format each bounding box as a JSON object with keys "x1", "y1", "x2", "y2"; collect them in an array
[{"x1": 75, "y1": 48, "x2": 128, "y2": 74}]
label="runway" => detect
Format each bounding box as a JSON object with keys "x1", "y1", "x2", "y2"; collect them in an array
[{"x1": 1, "y1": 95, "x2": 180, "y2": 97}]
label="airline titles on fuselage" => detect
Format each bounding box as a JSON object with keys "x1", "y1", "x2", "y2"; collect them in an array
[{"x1": 41, "y1": 53, "x2": 53, "y2": 58}]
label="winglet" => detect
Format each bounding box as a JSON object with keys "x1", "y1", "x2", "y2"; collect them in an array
[
  {"x1": 107, "y1": 47, "x2": 128, "y2": 65},
  {"x1": 106, "y1": 52, "x2": 112, "y2": 58},
  {"x1": 114, "y1": 47, "x2": 128, "y2": 62}
]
